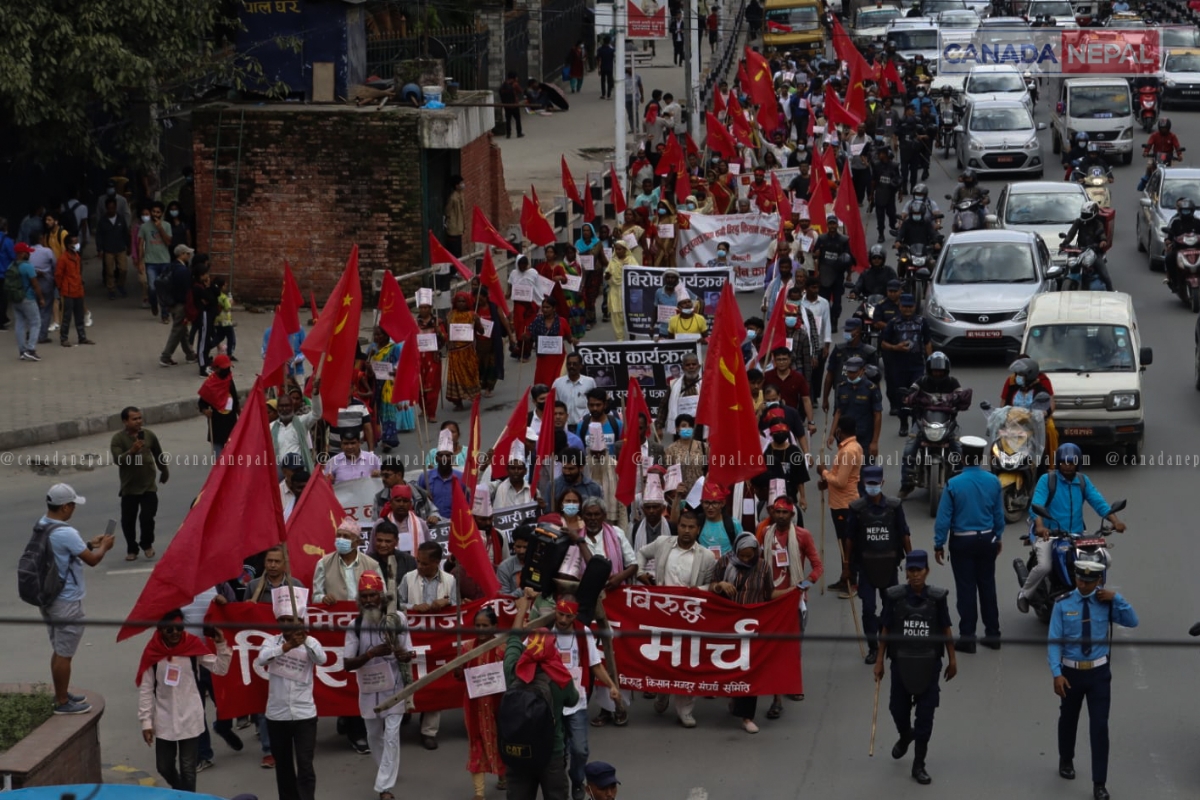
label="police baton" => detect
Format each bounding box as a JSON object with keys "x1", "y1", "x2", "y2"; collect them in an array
[{"x1": 869, "y1": 674, "x2": 881, "y2": 756}]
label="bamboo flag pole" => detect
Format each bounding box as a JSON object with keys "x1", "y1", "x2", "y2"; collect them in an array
[{"x1": 869, "y1": 675, "x2": 881, "y2": 757}]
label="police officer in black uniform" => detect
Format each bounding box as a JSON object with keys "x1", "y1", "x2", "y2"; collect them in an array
[
  {"x1": 915, "y1": 104, "x2": 937, "y2": 183},
  {"x1": 896, "y1": 105, "x2": 924, "y2": 195},
  {"x1": 829, "y1": 355, "x2": 883, "y2": 463},
  {"x1": 822, "y1": 317, "x2": 879, "y2": 413},
  {"x1": 813, "y1": 212, "x2": 856, "y2": 329},
  {"x1": 874, "y1": 550, "x2": 957, "y2": 786},
  {"x1": 880, "y1": 293, "x2": 933, "y2": 435},
  {"x1": 846, "y1": 465, "x2": 912, "y2": 665},
  {"x1": 853, "y1": 245, "x2": 900, "y2": 300},
  {"x1": 870, "y1": 148, "x2": 903, "y2": 243}
]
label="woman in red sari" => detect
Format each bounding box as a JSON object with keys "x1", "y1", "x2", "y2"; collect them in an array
[
  {"x1": 415, "y1": 297, "x2": 446, "y2": 423},
  {"x1": 457, "y1": 607, "x2": 506, "y2": 799}
]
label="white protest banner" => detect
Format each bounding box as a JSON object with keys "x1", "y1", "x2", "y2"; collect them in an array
[
  {"x1": 333, "y1": 477, "x2": 384, "y2": 539},
  {"x1": 465, "y1": 662, "x2": 507, "y2": 699},
  {"x1": 675, "y1": 212, "x2": 780, "y2": 293}
]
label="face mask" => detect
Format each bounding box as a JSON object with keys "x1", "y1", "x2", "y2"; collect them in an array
[
  {"x1": 686, "y1": 203, "x2": 696, "y2": 210},
  {"x1": 659, "y1": 207, "x2": 669, "y2": 215},
  {"x1": 1015, "y1": 375, "x2": 1026, "y2": 387},
  {"x1": 746, "y1": 330, "x2": 757, "y2": 341},
  {"x1": 681, "y1": 308, "x2": 694, "y2": 316},
  {"x1": 562, "y1": 503, "x2": 580, "y2": 516},
  {"x1": 718, "y1": 249, "x2": 728, "y2": 257},
  {"x1": 680, "y1": 427, "x2": 695, "y2": 439},
  {"x1": 772, "y1": 432, "x2": 789, "y2": 444},
  {"x1": 865, "y1": 485, "x2": 882, "y2": 497},
  {"x1": 169, "y1": 209, "x2": 179, "y2": 217},
  {"x1": 786, "y1": 315, "x2": 798, "y2": 328},
  {"x1": 848, "y1": 375, "x2": 862, "y2": 384},
  {"x1": 335, "y1": 538, "x2": 354, "y2": 555},
  {"x1": 72, "y1": 243, "x2": 80, "y2": 252},
  {"x1": 141, "y1": 215, "x2": 150, "y2": 223},
  {"x1": 844, "y1": 332, "x2": 853, "y2": 342}
]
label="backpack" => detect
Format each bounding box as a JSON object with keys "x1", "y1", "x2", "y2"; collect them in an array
[
  {"x1": 498, "y1": 669, "x2": 556, "y2": 771},
  {"x1": 17, "y1": 520, "x2": 68, "y2": 607},
  {"x1": 4, "y1": 261, "x2": 27, "y2": 304}
]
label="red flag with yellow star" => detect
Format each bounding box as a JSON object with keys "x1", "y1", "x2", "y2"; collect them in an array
[
  {"x1": 450, "y1": 477, "x2": 501, "y2": 597},
  {"x1": 695, "y1": 284, "x2": 764, "y2": 487},
  {"x1": 463, "y1": 396, "x2": 483, "y2": 498},
  {"x1": 300, "y1": 246, "x2": 363, "y2": 425},
  {"x1": 808, "y1": 160, "x2": 834, "y2": 234},
  {"x1": 283, "y1": 465, "x2": 346, "y2": 587}
]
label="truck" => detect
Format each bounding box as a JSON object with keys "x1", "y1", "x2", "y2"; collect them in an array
[
  {"x1": 846, "y1": 0, "x2": 903, "y2": 48},
  {"x1": 763, "y1": 0, "x2": 828, "y2": 59}
]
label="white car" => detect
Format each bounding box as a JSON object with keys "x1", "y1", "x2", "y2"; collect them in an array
[
  {"x1": 963, "y1": 65, "x2": 1033, "y2": 116},
  {"x1": 1161, "y1": 49, "x2": 1200, "y2": 107},
  {"x1": 937, "y1": 8, "x2": 981, "y2": 29},
  {"x1": 1025, "y1": 0, "x2": 1079, "y2": 26},
  {"x1": 992, "y1": 181, "x2": 1088, "y2": 264}
]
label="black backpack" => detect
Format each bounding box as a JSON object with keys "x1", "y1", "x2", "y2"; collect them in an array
[
  {"x1": 498, "y1": 669, "x2": 555, "y2": 771},
  {"x1": 17, "y1": 520, "x2": 67, "y2": 607}
]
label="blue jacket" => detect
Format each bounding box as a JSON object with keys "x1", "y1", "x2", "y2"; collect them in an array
[
  {"x1": 1029, "y1": 471, "x2": 1111, "y2": 536},
  {"x1": 1048, "y1": 589, "x2": 1138, "y2": 677},
  {"x1": 0, "y1": 233, "x2": 14, "y2": 276},
  {"x1": 934, "y1": 466, "x2": 1006, "y2": 548}
]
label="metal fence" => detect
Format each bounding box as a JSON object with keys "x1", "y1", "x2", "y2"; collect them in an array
[
  {"x1": 365, "y1": 26, "x2": 491, "y2": 90},
  {"x1": 540, "y1": 0, "x2": 590, "y2": 83},
  {"x1": 504, "y1": 9, "x2": 530, "y2": 86}
]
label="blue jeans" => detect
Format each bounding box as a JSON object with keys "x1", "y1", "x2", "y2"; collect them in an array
[
  {"x1": 563, "y1": 710, "x2": 589, "y2": 791},
  {"x1": 145, "y1": 263, "x2": 169, "y2": 317},
  {"x1": 37, "y1": 280, "x2": 55, "y2": 340},
  {"x1": 14, "y1": 297, "x2": 39, "y2": 354}
]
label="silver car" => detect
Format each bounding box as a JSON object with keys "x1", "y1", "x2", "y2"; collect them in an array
[
  {"x1": 993, "y1": 181, "x2": 1088, "y2": 264},
  {"x1": 924, "y1": 230, "x2": 1055, "y2": 352},
  {"x1": 1136, "y1": 166, "x2": 1200, "y2": 270},
  {"x1": 955, "y1": 98, "x2": 1047, "y2": 175},
  {"x1": 962, "y1": 65, "x2": 1033, "y2": 115}
]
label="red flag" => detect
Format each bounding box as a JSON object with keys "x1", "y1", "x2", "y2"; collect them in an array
[
  {"x1": 847, "y1": 56, "x2": 869, "y2": 123},
  {"x1": 583, "y1": 177, "x2": 596, "y2": 223},
  {"x1": 376, "y1": 271, "x2": 421, "y2": 404},
  {"x1": 675, "y1": 169, "x2": 692, "y2": 205},
  {"x1": 283, "y1": 465, "x2": 345, "y2": 587},
  {"x1": 766, "y1": 19, "x2": 792, "y2": 33},
  {"x1": 479, "y1": 249, "x2": 510, "y2": 319},
  {"x1": 491, "y1": 386, "x2": 531, "y2": 469},
  {"x1": 646, "y1": 103, "x2": 659, "y2": 125},
  {"x1": 463, "y1": 396, "x2": 483, "y2": 498},
  {"x1": 808, "y1": 161, "x2": 834, "y2": 234},
  {"x1": 706, "y1": 112, "x2": 737, "y2": 160},
  {"x1": 760, "y1": 283, "x2": 790, "y2": 359},
  {"x1": 531, "y1": 184, "x2": 541, "y2": 209},
  {"x1": 731, "y1": 111, "x2": 755, "y2": 148},
  {"x1": 472, "y1": 207, "x2": 519, "y2": 254},
  {"x1": 521, "y1": 194, "x2": 557, "y2": 247},
  {"x1": 822, "y1": 144, "x2": 839, "y2": 179},
  {"x1": 561, "y1": 156, "x2": 583, "y2": 209},
  {"x1": 835, "y1": 160, "x2": 869, "y2": 275},
  {"x1": 531, "y1": 388, "x2": 557, "y2": 498},
  {"x1": 757, "y1": 99, "x2": 780, "y2": 137},
  {"x1": 300, "y1": 246, "x2": 364, "y2": 426},
  {"x1": 656, "y1": 132, "x2": 684, "y2": 177},
  {"x1": 118, "y1": 384, "x2": 285, "y2": 640},
  {"x1": 610, "y1": 163, "x2": 627, "y2": 215},
  {"x1": 883, "y1": 60, "x2": 903, "y2": 93},
  {"x1": 825, "y1": 84, "x2": 863, "y2": 129},
  {"x1": 713, "y1": 87, "x2": 726, "y2": 115},
  {"x1": 450, "y1": 478, "x2": 501, "y2": 597},
  {"x1": 743, "y1": 47, "x2": 776, "y2": 110},
  {"x1": 695, "y1": 285, "x2": 764, "y2": 487},
  {"x1": 727, "y1": 90, "x2": 743, "y2": 120},
  {"x1": 282, "y1": 262, "x2": 303, "y2": 335},
  {"x1": 770, "y1": 171, "x2": 786, "y2": 214},
  {"x1": 684, "y1": 133, "x2": 700, "y2": 158},
  {"x1": 428, "y1": 231, "x2": 474, "y2": 282},
  {"x1": 262, "y1": 303, "x2": 295, "y2": 387},
  {"x1": 615, "y1": 379, "x2": 652, "y2": 505}
]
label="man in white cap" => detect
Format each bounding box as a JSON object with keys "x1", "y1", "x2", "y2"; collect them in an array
[
  {"x1": 417, "y1": 428, "x2": 464, "y2": 519},
  {"x1": 28, "y1": 483, "x2": 112, "y2": 715},
  {"x1": 630, "y1": 473, "x2": 675, "y2": 557},
  {"x1": 584, "y1": 420, "x2": 626, "y2": 531},
  {"x1": 470, "y1": 490, "x2": 506, "y2": 568},
  {"x1": 255, "y1": 587, "x2": 328, "y2": 800},
  {"x1": 492, "y1": 441, "x2": 533, "y2": 510}
]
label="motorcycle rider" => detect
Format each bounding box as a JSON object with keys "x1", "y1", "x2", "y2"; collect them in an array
[
  {"x1": 899, "y1": 351, "x2": 968, "y2": 498},
  {"x1": 893, "y1": 199, "x2": 941, "y2": 275},
  {"x1": 907, "y1": 54, "x2": 932, "y2": 84},
  {"x1": 1018, "y1": 443, "x2": 1126, "y2": 613},
  {"x1": 1164, "y1": 198, "x2": 1200, "y2": 293},
  {"x1": 949, "y1": 169, "x2": 988, "y2": 206},
  {"x1": 1061, "y1": 131, "x2": 1090, "y2": 180},
  {"x1": 1142, "y1": 116, "x2": 1184, "y2": 165},
  {"x1": 900, "y1": 183, "x2": 942, "y2": 225},
  {"x1": 935, "y1": 86, "x2": 959, "y2": 135},
  {"x1": 1070, "y1": 142, "x2": 1114, "y2": 184},
  {"x1": 1059, "y1": 201, "x2": 1115, "y2": 291},
  {"x1": 999, "y1": 357, "x2": 1058, "y2": 462},
  {"x1": 853, "y1": 245, "x2": 900, "y2": 300},
  {"x1": 1023, "y1": 70, "x2": 1038, "y2": 105},
  {"x1": 813, "y1": 211, "x2": 856, "y2": 329}
]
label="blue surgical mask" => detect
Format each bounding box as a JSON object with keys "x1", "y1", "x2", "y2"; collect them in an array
[
  {"x1": 680, "y1": 427, "x2": 694, "y2": 439},
  {"x1": 746, "y1": 330, "x2": 758, "y2": 341},
  {"x1": 844, "y1": 332, "x2": 853, "y2": 342},
  {"x1": 686, "y1": 203, "x2": 696, "y2": 210},
  {"x1": 718, "y1": 249, "x2": 728, "y2": 257},
  {"x1": 865, "y1": 484, "x2": 882, "y2": 497},
  {"x1": 562, "y1": 503, "x2": 580, "y2": 516},
  {"x1": 785, "y1": 315, "x2": 798, "y2": 328},
  {"x1": 1015, "y1": 375, "x2": 1026, "y2": 387},
  {"x1": 335, "y1": 538, "x2": 354, "y2": 555},
  {"x1": 848, "y1": 375, "x2": 862, "y2": 384}
]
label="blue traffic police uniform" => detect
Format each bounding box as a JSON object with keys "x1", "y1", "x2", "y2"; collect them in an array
[{"x1": 934, "y1": 460, "x2": 1005, "y2": 646}]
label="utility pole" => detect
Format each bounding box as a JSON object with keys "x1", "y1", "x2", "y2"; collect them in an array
[
  {"x1": 688, "y1": 0, "x2": 702, "y2": 136},
  {"x1": 615, "y1": 0, "x2": 627, "y2": 199}
]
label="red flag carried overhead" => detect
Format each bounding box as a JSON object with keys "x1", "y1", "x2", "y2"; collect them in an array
[
  {"x1": 770, "y1": 171, "x2": 786, "y2": 215},
  {"x1": 743, "y1": 47, "x2": 777, "y2": 110},
  {"x1": 283, "y1": 465, "x2": 345, "y2": 587},
  {"x1": 521, "y1": 195, "x2": 558, "y2": 247},
  {"x1": 758, "y1": 283, "x2": 790, "y2": 364},
  {"x1": 835, "y1": 161, "x2": 869, "y2": 275},
  {"x1": 846, "y1": 56, "x2": 869, "y2": 122},
  {"x1": 118, "y1": 385, "x2": 286, "y2": 641},
  {"x1": 824, "y1": 83, "x2": 863, "y2": 130},
  {"x1": 282, "y1": 262, "x2": 303, "y2": 335},
  {"x1": 377, "y1": 270, "x2": 421, "y2": 404},
  {"x1": 727, "y1": 90, "x2": 743, "y2": 120},
  {"x1": 713, "y1": 86, "x2": 726, "y2": 115},
  {"x1": 491, "y1": 386, "x2": 531, "y2": 469},
  {"x1": 463, "y1": 396, "x2": 483, "y2": 498},
  {"x1": 262, "y1": 303, "x2": 295, "y2": 388},
  {"x1": 472, "y1": 206, "x2": 519, "y2": 254},
  {"x1": 479, "y1": 249, "x2": 511, "y2": 319},
  {"x1": 300, "y1": 246, "x2": 364, "y2": 426},
  {"x1": 531, "y1": 388, "x2": 557, "y2": 498},
  {"x1": 646, "y1": 103, "x2": 659, "y2": 125},
  {"x1": 684, "y1": 133, "x2": 700, "y2": 158},
  {"x1": 656, "y1": 132, "x2": 684, "y2": 177},
  {"x1": 615, "y1": 378, "x2": 652, "y2": 505},
  {"x1": 561, "y1": 156, "x2": 584, "y2": 209},
  {"x1": 450, "y1": 479, "x2": 501, "y2": 597},
  {"x1": 695, "y1": 285, "x2": 764, "y2": 488},
  {"x1": 883, "y1": 60, "x2": 903, "y2": 94},
  {"x1": 610, "y1": 163, "x2": 627, "y2": 215},
  {"x1": 428, "y1": 231, "x2": 474, "y2": 283},
  {"x1": 731, "y1": 110, "x2": 756, "y2": 149},
  {"x1": 706, "y1": 112, "x2": 737, "y2": 160},
  {"x1": 808, "y1": 161, "x2": 834, "y2": 233}
]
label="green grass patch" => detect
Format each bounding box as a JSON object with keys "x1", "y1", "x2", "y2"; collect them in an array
[{"x1": 0, "y1": 690, "x2": 56, "y2": 753}]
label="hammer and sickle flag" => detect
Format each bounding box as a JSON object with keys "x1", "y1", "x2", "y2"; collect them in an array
[
  {"x1": 300, "y1": 246, "x2": 363, "y2": 425},
  {"x1": 696, "y1": 284, "x2": 765, "y2": 488},
  {"x1": 282, "y1": 465, "x2": 347, "y2": 587},
  {"x1": 449, "y1": 477, "x2": 501, "y2": 597}
]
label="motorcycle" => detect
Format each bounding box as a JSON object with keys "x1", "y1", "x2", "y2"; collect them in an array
[
  {"x1": 1145, "y1": 146, "x2": 1186, "y2": 167},
  {"x1": 1138, "y1": 84, "x2": 1160, "y2": 133},
  {"x1": 905, "y1": 389, "x2": 972, "y2": 518},
  {"x1": 949, "y1": 196, "x2": 988, "y2": 232},
  {"x1": 938, "y1": 111, "x2": 958, "y2": 158},
  {"x1": 1162, "y1": 229, "x2": 1200, "y2": 312},
  {"x1": 981, "y1": 402, "x2": 1046, "y2": 524},
  {"x1": 1013, "y1": 499, "x2": 1126, "y2": 624},
  {"x1": 1069, "y1": 162, "x2": 1113, "y2": 208},
  {"x1": 896, "y1": 242, "x2": 934, "y2": 308},
  {"x1": 1056, "y1": 245, "x2": 1108, "y2": 291},
  {"x1": 855, "y1": 292, "x2": 887, "y2": 348}
]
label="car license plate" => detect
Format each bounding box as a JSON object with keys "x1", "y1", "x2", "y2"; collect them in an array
[
  {"x1": 966, "y1": 329, "x2": 1002, "y2": 338},
  {"x1": 995, "y1": 156, "x2": 1014, "y2": 164},
  {"x1": 1075, "y1": 538, "x2": 1105, "y2": 547},
  {"x1": 1096, "y1": 142, "x2": 1113, "y2": 149},
  {"x1": 1061, "y1": 427, "x2": 1094, "y2": 436}
]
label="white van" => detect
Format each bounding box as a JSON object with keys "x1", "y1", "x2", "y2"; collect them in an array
[
  {"x1": 1020, "y1": 292, "x2": 1151, "y2": 457},
  {"x1": 1051, "y1": 78, "x2": 1135, "y2": 165}
]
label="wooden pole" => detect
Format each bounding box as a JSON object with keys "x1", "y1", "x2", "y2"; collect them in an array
[
  {"x1": 841, "y1": 538, "x2": 867, "y2": 660},
  {"x1": 869, "y1": 675, "x2": 881, "y2": 757}
]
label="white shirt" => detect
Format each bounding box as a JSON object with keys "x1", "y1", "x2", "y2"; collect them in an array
[
  {"x1": 663, "y1": 544, "x2": 698, "y2": 587},
  {"x1": 555, "y1": 628, "x2": 603, "y2": 715},
  {"x1": 344, "y1": 615, "x2": 412, "y2": 718},
  {"x1": 552, "y1": 374, "x2": 597, "y2": 425},
  {"x1": 509, "y1": 267, "x2": 545, "y2": 303},
  {"x1": 254, "y1": 635, "x2": 329, "y2": 721},
  {"x1": 801, "y1": 295, "x2": 833, "y2": 346},
  {"x1": 493, "y1": 479, "x2": 533, "y2": 510},
  {"x1": 328, "y1": 451, "x2": 382, "y2": 484},
  {"x1": 313, "y1": 552, "x2": 372, "y2": 603},
  {"x1": 138, "y1": 642, "x2": 233, "y2": 741},
  {"x1": 561, "y1": 525, "x2": 637, "y2": 580}
]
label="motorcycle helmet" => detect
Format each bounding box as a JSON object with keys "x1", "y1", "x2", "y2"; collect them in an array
[
  {"x1": 1158, "y1": 116, "x2": 1171, "y2": 132},
  {"x1": 941, "y1": 85, "x2": 953, "y2": 98},
  {"x1": 1008, "y1": 357, "x2": 1040, "y2": 381},
  {"x1": 1074, "y1": 131, "x2": 1090, "y2": 146},
  {"x1": 910, "y1": 199, "x2": 926, "y2": 220},
  {"x1": 926, "y1": 351, "x2": 950, "y2": 375},
  {"x1": 869, "y1": 243, "x2": 887, "y2": 264},
  {"x1": 1079, "y1": 200, "x2": 1099, "y2": 221},
  {"x1": 1087, "y1": 142, "x2": 1100, "y2": 155},
  {"x1": 1023, "y1": 70, "x2": 1033, "y2": 79},
  {"x1": 1055, "y1": 443, "x2": 1083, "y2": 466},
  {"x1": 913, "y1": 183, "x2": 928, "y2": 198},
  {"x1": 961, "y1": 168, "x2": 977, "y2": 186},
  {"x1": 1180, "y1": 198, "x2": 1196, "y2": 218}
]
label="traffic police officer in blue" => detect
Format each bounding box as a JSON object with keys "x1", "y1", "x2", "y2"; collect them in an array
[
  {"x1": 845, "y1": 465, "x2": 912, "y2": 666},
  {"x1": 933, "y1": 435, "x2": 1005, "y2": 653},
  {"x1": 880, "y1": 293, "x2": 932, "y2": 436},
  {"x1": 873, "y1": 550, "x2": 956, "y2": 786},
  {"x1": 1048, "y1": 558, "x2": 1138, "y2": 800},
  {"x1": 828, "y1": 356, "x2": 883, "y2": 462}
]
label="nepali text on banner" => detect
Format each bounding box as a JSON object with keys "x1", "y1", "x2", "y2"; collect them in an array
[{"x1": 674, "y1": 212, "x2": 780, "y2": 292}]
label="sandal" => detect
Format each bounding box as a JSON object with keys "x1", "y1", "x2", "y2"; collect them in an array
[
  {"x1": 767, "y1": 701, "x2": 783, "y2": 720},
  {"x1": 613, "y1": 708, "x2": 629, "y2": 727},
  {"x1": 590, "y1": 710, "x2": 613, "y2": 727},
  {"x1": 496, "y1": 776, "x2": 507, "y2": 790},
  {"x1": 125, "y1": 553, "x2": 137, "y2": 562},
  {"x1": 142, "y1": 548, "x2": 156, "y2": 560}
]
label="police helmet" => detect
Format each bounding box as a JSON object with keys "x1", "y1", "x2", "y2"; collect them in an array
[
  {"x1": 913, "y1": 183, "x2": 928, "y2": 198},
  {"x1": 962, "y1": 168, "x2": 977, "y2": 186},
  {"x1": 1075, "y1": 131, "x2": 1090, "y2": 145}
]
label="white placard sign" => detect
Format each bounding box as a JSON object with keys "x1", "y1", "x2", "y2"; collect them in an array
[
  {"x1": 537, "y1": 275, "x2": 557, "y2": 296},
  {"x1": 357, "y1": 661, "x2": 396, "y2": 693},
  {"x1": 657, "y1": 305, "x2": 676, "y2": 323},
  {"x1": 370, "y1": 361, "x2": 395, "y2": 380},
  {"x1": 480, "y1": 318, "x2": 495, "y2": 337},
  {"x1": 580, "y1": 255, "x2": 595, "y2": 271},
  {"x1": 268, "y1": 649, "x2": 311, "y2": 683},
  {"x1": 658, "y1": 223, "x2": 675, "y2": 239},
  {"x1": 537, "y1": 336, "x2": 564, "y2": 355},
  {"x1": 449, "y1": 323, "x2": 474, "y2": 342},
  {"x1": 564, "y1": 274, "x2": 583, "y2": 292},
  {"x1": 417, "y1": 333, "x2": 439, "y2": 352},
  {"x1": 512, "y1": 284, "x2": 534, "y2": 303},
  {"x1": 464, "y1": 661, "x2": 508, "y2": 699}
]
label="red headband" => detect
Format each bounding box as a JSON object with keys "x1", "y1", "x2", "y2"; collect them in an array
[{"x1": 556, "y1": 599, "x2": 579, "y2": 615}]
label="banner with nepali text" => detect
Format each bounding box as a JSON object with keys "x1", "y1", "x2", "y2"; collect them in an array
[{"x1": 674, "y1": 212, "x2": 780, "y2": 292}]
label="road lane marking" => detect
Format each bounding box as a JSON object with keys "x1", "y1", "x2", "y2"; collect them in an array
[{"x1": 106, "y1": 567, "x2": 154, "y2": 575}]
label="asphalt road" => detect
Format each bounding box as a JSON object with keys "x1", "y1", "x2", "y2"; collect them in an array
[{"x1": 4, "y1": 98, "x2": 1200, "y2": 800}]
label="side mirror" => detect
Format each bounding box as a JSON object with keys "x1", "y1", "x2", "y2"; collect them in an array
[
  {"x1": 1140, "y1": 346, "x2": 1153, "y2": 366},
  {"x1": 1109, "y1": 499, "x2": 1127, "y2": 513},
  {"x1": 1036, "y1": 122, "x2": 1047, "y2": 130},
  {"x1": 944, "y1": 194, "x2": 953, "y2": 200},
  {"x1": 1139, "y1": 197, "x2": 1152, "y2": 207},
  {"x1": 985, "y1": 213, "x2": 998, "y2": 226},
  {"x1": 1046, "y1": 264, "x2": 1064, "y2": 279},
  {"x1": 979, "y1": 400, "x2": 993, "y2": 411}
]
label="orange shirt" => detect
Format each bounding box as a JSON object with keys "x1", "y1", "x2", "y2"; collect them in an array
[
  {"x1": 55, "y1": 251, "x2": 85, "y2": 298},
  {"x1": 826, "y1": 437, "x2": 863, "y2": 510}
]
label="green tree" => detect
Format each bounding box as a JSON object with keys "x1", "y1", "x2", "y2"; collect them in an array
[{"x1": 0, "y1": 0, "x2": 290, "y2": 168}]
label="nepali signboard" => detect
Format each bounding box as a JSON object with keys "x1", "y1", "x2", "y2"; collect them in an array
[
  {"x1": 938, "y1": 28, "x2": 1162, "y2": 76},
  {"x1": 619, "y1": 265, "x2": 730, "y2": 338},
  {"x1": 628, "y1": 0, "x2": 668, "y2": 38},
  {"x1": 675, "y1": 211, "x2": 780, "y2": 291},
  {"x1": 574, "y1": 339, "x2": 699, "y2": 416}
]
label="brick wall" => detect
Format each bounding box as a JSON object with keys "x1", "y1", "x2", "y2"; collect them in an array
[{"x1": 192, "y1": 106, "x2": 515, "y2": 304}]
